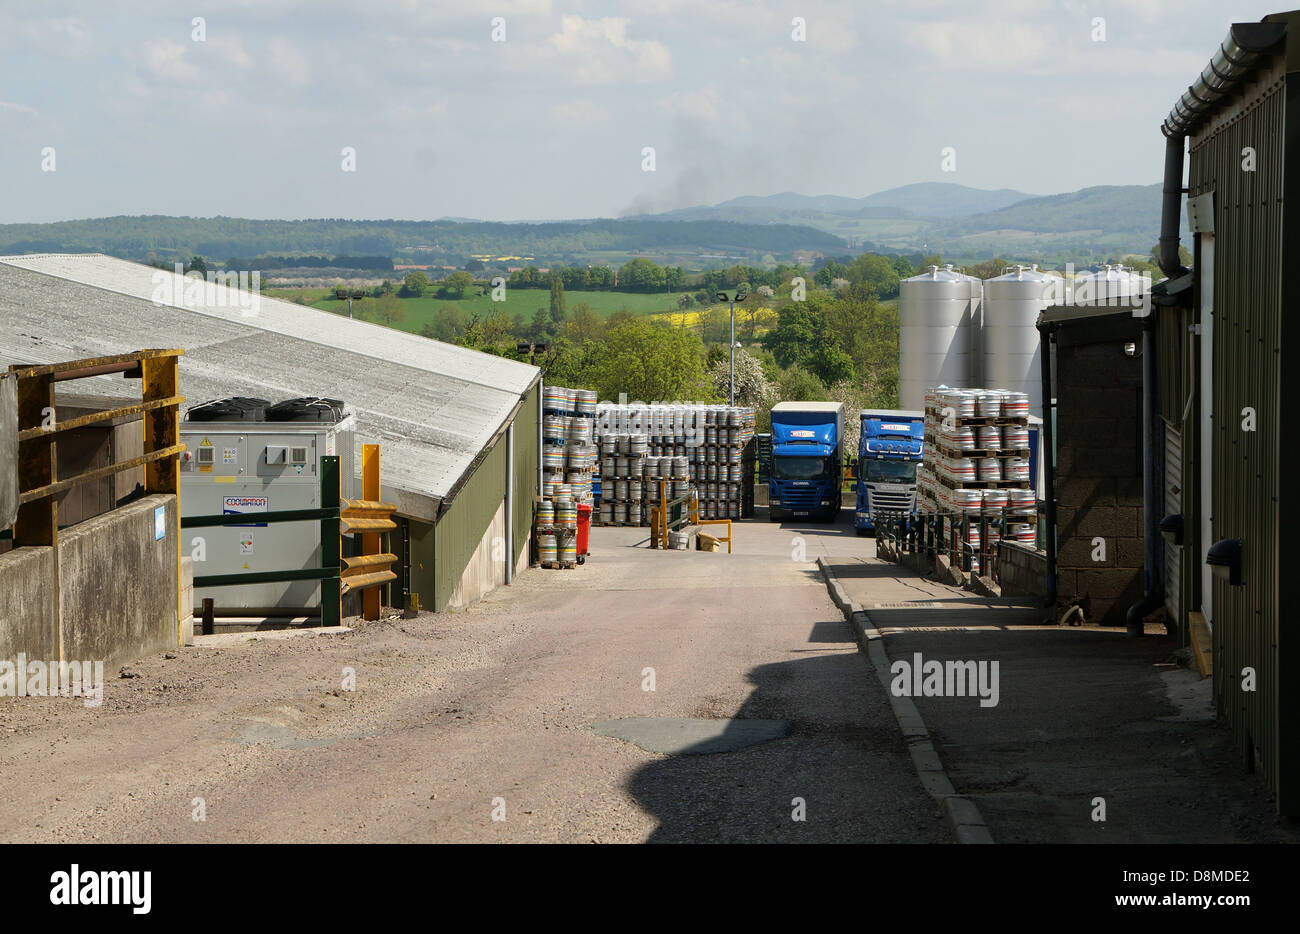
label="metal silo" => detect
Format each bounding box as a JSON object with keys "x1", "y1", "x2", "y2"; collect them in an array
[
  {"x1": 953, "y1": 265, "x2": 984, "y2": 385},
  {"x1": 982, "y1": 264, "x2": 1055, "y2": 416},
  {"x1": 898, "y1": 265, "x2": 977, "y2": 410},
  {"x1": 1072, "y1": 264, "x2": 1148, "y2": 308}
]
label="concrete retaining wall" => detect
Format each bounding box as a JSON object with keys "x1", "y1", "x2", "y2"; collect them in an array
[
  {"x1": 0, "y1": 546, "x2": 56, "y2": 660},
  {"x1": 0, "y1": 494, "x2": 180, "y2": 669},
  {"x1": 998, "y1": 541, "x2": 1049, "y2": 599}
]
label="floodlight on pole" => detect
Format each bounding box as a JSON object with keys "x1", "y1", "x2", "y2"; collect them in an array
[{"x1": 716, "y1": 289, "x2": 748, "y2": 406}]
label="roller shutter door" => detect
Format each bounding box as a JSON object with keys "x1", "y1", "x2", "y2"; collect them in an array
[{"x1": 1163, "y1": 422, "x2": 1182, "y2": 623}]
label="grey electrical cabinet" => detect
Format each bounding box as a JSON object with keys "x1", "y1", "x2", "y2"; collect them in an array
[{"x1": 180, "y1": 397, "x2": 355, "y2": 613}]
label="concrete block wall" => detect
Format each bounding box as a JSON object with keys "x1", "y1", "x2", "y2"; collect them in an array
[{"x1": 1053, "y1": 317, "x2": 1144, "y2": 625}]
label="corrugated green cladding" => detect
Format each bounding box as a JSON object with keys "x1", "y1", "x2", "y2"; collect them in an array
[
  {"x1": 433, "y1": 438, "x2": 503, "y2": 610},
  {"x1": 405, "y1": 383, "x2": 540, "y2": 613},
  {"x1": 1188, "y1": 59, "x2": 1294, "y2": 811},
  {"x1": 1156, "y1": 305, "x2": 1194, "y2": 426}
]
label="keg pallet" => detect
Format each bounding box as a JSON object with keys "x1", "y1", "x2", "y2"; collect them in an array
[
  {"x1": 932, "y1": 441, "x2": 1033, "y2": 460},
  {"x1": 952, "y1": 511, "x2": 1039, "y2": 521},
  {"x1": 934, "y1": 473, "x2": 1031, "y2": 491},
  {"x1": 924, "y1": 407, "x2": 1028, "y2": 427}
]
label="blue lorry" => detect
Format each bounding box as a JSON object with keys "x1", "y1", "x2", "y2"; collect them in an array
[
  {"x1": 854, "y1": 409, "x2": 924, "y2": 535},
  {"x1": 768, "y1": 402, "x2": 845, "y2": 522}
]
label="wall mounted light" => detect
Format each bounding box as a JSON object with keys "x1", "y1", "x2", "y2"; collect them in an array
[
  {"x1": 1206, "y1": 538, "x2": 1243, "y2": 586},
  {"x1": 1159, "y1": 513, "x2": 1184, "y2": 546}
]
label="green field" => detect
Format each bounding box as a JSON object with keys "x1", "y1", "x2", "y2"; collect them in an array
[{"x1": 266, "y1": 287, "x2": 698, "y2": 334}]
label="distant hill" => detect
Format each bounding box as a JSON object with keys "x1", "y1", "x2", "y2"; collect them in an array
[
  {"x1": 0, "y1": 183, "x2": 1183, "y2": 270},
  {"x1": 854, "y1": 183, "x2": 1035, "y2": 218},
  {"x1": 643, "y1": 183, "x2": 1036, "y2": 223},
  {"x1": 635, "y1": 182, "x2": 1174, "y2": 260},
  {"x1": 0, "y1": 216, "x2": 845, "y2": 266},
  {"x1": 939, "y1": 184, "x2": 1164, "y2": 235}
]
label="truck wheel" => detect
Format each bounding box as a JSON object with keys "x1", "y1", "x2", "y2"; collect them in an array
[{"x1": 856, "y1": 526, "x2": 869, "y2": 537}]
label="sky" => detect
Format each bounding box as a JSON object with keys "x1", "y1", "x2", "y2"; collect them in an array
[{"x1": 0, "y1": 0, "x2": 1289, "y2": 224}]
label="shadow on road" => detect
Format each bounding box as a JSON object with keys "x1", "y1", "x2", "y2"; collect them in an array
[{"x1": 619, "y1": 617, "x2": 944, "y2": 844}]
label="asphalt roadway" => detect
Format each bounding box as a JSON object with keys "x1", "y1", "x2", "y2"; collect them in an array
[{"x1": 0, "y1": 507, "x2": 947, "y2": 843}]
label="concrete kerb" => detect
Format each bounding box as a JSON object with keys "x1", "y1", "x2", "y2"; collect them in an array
[{"x1": 816, "y1": 557, "x2": 995, "y2": 845}]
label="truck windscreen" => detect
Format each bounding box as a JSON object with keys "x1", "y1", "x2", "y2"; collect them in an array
[
  {"x1": 864, "y1": 460, "x2": 917, "y2": 483},
  {"x1": 773, "y1": 456, "x2": 828, "y2": 481}
]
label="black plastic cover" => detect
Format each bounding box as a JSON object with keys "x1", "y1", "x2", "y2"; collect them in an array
[
  {"x1": 265, "y1": 397, "x2": 347, "y2": 422},
  {"x1": 185, "y1": 397, "x2": 271, "y2": 422}
]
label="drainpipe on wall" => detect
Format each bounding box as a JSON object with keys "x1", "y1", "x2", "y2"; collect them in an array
[
  {"x1": 1158, "y1": 135, "x2": 1191, "y2": 280},
  {"x1": 1125, "y1": 135, "x2": 1186, "y2": 636},
  {"x1": 505, "y1": 423, "x2": 514, "y2": 586},
  {"x1": 1037, "y1": 319, "x2": 1058, "y2": 608},
  {"x1": 1125, "y1": 313, "x2": 1164, "y2": 637}
]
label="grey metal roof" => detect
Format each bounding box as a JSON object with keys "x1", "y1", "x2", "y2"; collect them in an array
[
  {"x1": 770, "y1": 401, "x2": 845, "y2": 413},
  {"x1": 0, "y1": 254, "x2": 539, "y2": 521},
  {"x1": 1037, "y1": 303, "x2": 1137, "y2": 325}
]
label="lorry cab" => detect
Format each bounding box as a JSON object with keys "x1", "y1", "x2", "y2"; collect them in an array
[
  {"x1": 768, "y1": 402, "x2": 845, "y2": 522},
  {"x1": 855, "y1": 409, "x2": 923, "y2": 535}
]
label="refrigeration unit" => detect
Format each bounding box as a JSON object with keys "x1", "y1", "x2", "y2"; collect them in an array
[{"x1": 179, "y1": 396, "x2": 356, "y2": 613}]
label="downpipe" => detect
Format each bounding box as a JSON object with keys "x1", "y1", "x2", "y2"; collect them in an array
[
  {"x1": 1037, "y1": 320, "x2": 1058, "y2": 608},
  {"x1": 1158, "y1": 134, "x2": 1191, "y2": 279},
  {"x1": 1125, "y1": 314, "x2": 1164, "y2": 637},
  {"x1": 1125, "y1": 133, "x2": 1184, "y2": 636}
]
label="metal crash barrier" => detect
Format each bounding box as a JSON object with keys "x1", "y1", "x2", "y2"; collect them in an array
[
  {"x1": 875, "y1": 507, "x2": 1039, "y2": 583},
  {"x1": 648, "y1": 478, "x2": 732, "y2": 553},
  {"x1": 340, "y1": 443, "x2": 397, "y2": 620}
]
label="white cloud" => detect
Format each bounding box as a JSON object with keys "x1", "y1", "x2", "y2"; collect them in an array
[
  {"x1": 549, "y1": 100, "x2": 610, "y2": 123},
  {"x1": 902, "y1": 21, "x2": 1050, "y2": 70},
  {"x1": 213, "y1": 36, "x2": 254, "y2": 69},
  {"x1": 144, "y1": 39, "x2": 200, "y2": 82},
  {"x1": 21, "y1": 16, "x2": 93, "y2": 58},
  {"x1": 268, "y1": 38, "x2": 311, "y2": 88},
  {"x1": 656, "y1": 86, "x2": 721, "y2": 122},
  {"x1": 546, "y1": 15, "x2": 672, "y2": 84}
]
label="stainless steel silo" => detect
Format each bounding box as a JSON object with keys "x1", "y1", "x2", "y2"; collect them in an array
[
  {"x1": 1072, "y1": 264, "x2": 1149, "y2": 308},
  {"x1": 898, "y1": 265, "x2": 976, "y2": 410},
  {"x1": 982, "y1": 264, "x2": 1055, "y2": 416}
]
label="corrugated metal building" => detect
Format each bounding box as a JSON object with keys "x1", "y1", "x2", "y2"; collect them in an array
[
  {"x1": 1155, "y1": 11, "x2": 1300, "y2": 814},
  {"x1": 0, "y1": 253, "x2": 540, "y2": 613}
]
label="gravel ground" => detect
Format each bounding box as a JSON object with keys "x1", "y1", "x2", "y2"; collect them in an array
[{"x1": 0, "y1": 512, "x2": 946, "y2": 843}]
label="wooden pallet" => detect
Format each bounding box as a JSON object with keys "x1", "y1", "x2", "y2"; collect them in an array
[
  {"x1": 924, "y1": 407, "x2": 1029, "y2": 427},
  {"x1": 932, "y1": 441, "x2": 1033, "y2": 460},
  {"x1": 934, "y1": 472, "x2": 1032, "y2": 491}
]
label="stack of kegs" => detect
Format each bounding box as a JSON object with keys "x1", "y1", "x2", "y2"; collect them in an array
[{"x1": 592, "y1": 403, "x2": 756, "y2": 523}]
